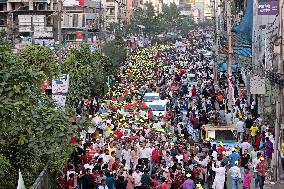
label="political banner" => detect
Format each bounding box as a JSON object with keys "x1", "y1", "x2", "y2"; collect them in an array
[
  {"x1": 258, "y1": 1, "x2": 278, "y2": 15},
  {"x1": 52, "y1": 74, "x2": 70, "y2": 94}
]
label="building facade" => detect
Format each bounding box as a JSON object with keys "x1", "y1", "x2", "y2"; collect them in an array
[{"x1": 0, "y1": 0, "x2": 55, "y2": 47}]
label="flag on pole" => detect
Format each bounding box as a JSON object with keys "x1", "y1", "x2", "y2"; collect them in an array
[
  {"x1": 107, "y1": 76, "x2": 111, "y2": 96},
  {"x1": 17, "y1": 170, "x2": 26, "y2": 189}
]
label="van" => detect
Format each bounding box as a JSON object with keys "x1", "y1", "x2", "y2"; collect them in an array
[
  {"x1": 143, "y1": 93, "x2": 160, "y2": 102},
  {"x1": 146, "y1": 100, "x2": 168, "y2": 117}
]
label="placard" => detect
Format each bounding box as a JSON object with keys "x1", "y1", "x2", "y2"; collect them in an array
[{"x1": 52, "y1": 74, "x2": 70, "y2": 94}]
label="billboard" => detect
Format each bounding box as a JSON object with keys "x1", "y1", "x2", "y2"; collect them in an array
[
  {"x1": 258, "y1": 0, "x2": 278, "y2": 15},
  {"x1": 52, "y1": 74, "x2": 70, "y2": 94}
]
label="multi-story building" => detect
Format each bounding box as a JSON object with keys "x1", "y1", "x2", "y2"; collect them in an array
[
  {"x1": 179, "y1": 0, "x2": 194, "y2": 15},
  {"x1": 62, "y1": 0, "x2": 102, "y2": 43},
  {"x1": 0, "y1": 0, "x2": 55, "y2": 47}
]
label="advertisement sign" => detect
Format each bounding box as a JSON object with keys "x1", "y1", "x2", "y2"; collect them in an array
[
  {"x1": 52, "y1": 74, "x2": 70, "y2": 94},
  {"x1": 258, "y1": 1, "x2": 278, "y2": 15},
  {"x1": 76, "y1": 31, "x2": 84, "y2": 41}
]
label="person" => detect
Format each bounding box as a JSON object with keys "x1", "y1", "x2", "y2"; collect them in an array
[
  {"x1": 243, "y1": 167, "x2": 252, "y2": 189},
  {"x1": 229, "y1": 148, "x2": 240, "y2": 168},
  {"x1": 240, "y1": 138, "x2": 251, "y2": 155},
  {"x1": 265, "y1": 137, "x2": 274, "y2": 167},
  {"x1": 105, "y1": 172, "x2": 115, "y2": 189},
  {"x1": 212, "y1": 162, "x2": 226, "y2": 189},
  {"x1": 250, "y1": 123, "x2": 259, "y2": 143},
  {"x1": 81, "y1": 168, "x2": 95, "y2": 189},
  {"x1": 160, "y1": 177, "x2": 168, "y2": 189},
  {"x1": 115, "y1": 175, "x2": 127, "y2": 189},
  {"x1": 67, "y1": 173, "x2": 76, "y2": 189},
  {"x1": 236, "y1": 118, "x2": 245, "y2": 142},
  {"x1": 127, "y1": 170, "x2": 134, "y2": 189},
  {"x1": 240, "y1": 149, "x2": 250, "y2": 177},
  {"x1": 256, "y1": 157, "x2": 268, "y2": 189},
  {"x1": 98, "y1": 179, "x2": 109, "y2": 189},
  {"x1": 56, "y1": 173, "x2": 66, "y2": 189},
  {"x1": 182, "y1": 173, "x2": 195, "y2": 189},
  {"x1": 132, "y1": 169, "x2": 142, "y2": 189},
  {"x1": 228, "y1": 161, "x2": 241, "y2": 189}
]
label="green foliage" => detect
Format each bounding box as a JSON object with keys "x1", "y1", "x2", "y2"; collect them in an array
[
  {"x1": 103, "y1": 35, "x2": 127, "y2": 68},
  {"x1": 20, "y1": 45, "x2": 58, "y2": 79},
  {"x1": 0, "y1": 44, "x2": 78, "y2": 188},
  {"x1": 122, "y1": 3, "x2": 196, "y2": 37},
  {"x1": 62, "y1": 45, "x2": 118, "y2": 107}
]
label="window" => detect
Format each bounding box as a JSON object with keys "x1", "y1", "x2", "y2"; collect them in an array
[{"x1": 0, "y1": 3, "x2": 4, "y2": 11}]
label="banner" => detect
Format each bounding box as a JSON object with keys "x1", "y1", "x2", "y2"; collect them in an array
[
  {"x1": 52, "y1": 74, "x2": 70, "y2": 94},
  {"x1": 258, "y1": 1, "x2": 278, "y2": 15}
]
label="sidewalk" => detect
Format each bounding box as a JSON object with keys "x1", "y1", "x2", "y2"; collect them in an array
[{"x1": 264, "y1": 172, "x2": 284, "y2": 188}]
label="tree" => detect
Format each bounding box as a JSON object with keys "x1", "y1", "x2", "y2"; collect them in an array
[
  {"x1": 103, "y1": 35, "x2": 127, "y2": 69},
  {"x1": 62, "y1": 45, "x2": 118, "y2": 107},
  {"x1": 20, "y1": 45, "x2": 58, "y2": 79},
  {"x1": 0, "y1": 43, "x2": 78, "y2": 188}
]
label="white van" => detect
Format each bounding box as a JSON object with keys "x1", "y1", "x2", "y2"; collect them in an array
[
  {"x1": 146, "y1": 100, "x2": 168, "y2": 117},
  {"x1": 143, "y1": 93, "x2": 160, "y2": 102}
]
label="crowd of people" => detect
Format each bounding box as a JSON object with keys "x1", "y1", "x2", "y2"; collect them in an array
[{"x1": 55, "y1": 32, "x2": 280, "y2": 189}]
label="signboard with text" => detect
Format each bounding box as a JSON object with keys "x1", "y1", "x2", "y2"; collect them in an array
[
  {"x1": 258, "y1": 1, "x2": 278, "y2": 15},
  {"x1": 52, "y1": 74, "x2": 70, "y2": 94}
]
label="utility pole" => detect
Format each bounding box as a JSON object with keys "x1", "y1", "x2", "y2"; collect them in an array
[
  {"x1": 57, "y1": 0, "x2": 63, "y2": 64},
  {"x1": 213, "y1": 0, "x2": 219, "y2": 83},
  {"x1": 273, "y1": 0, "x2": 284, "y2": 181},
  {"x1": 98, "y1": 0, "x2": 103, "y2": 54},
  {"x1": 226, "y1": 0, "x2": 233, "y2": 110}
]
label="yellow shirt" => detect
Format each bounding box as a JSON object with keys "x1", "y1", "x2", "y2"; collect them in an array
[{"x1": 250, "y1": 126, "x2": 259, "y2": 136}]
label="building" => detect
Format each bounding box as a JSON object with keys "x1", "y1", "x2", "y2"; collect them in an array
[
  {"x1": 179, "y1": 0, "x2": 194, "y2": 15},
  {"x1": 0, "y1": 0, "x2": 55, "y2": 47},
  {"x1": 62, "y1": 0, "x2": 102, "y2": 43}
]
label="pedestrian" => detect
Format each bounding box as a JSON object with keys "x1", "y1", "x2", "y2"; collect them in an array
[
  {"x1": 256, "y1": 156, "x2": 268, "y2": 189},
  {"x1": 182, "y1": 173, "x2": 195, "y2": 189},
  {"x1": 236, "y1": 117, "x2": 245, "y2": 142},
  {"x1": 229, "y1": 160, "x2": 241, "y2": 189},
  {"x1": 243, "y1": 167, "x2": 252, "y2": 189},
  {"x1": 55, "y1": 173, "x2": 66, "y2": 189},
  {"x1": 67, "y1": 173, "x2": 76, "y2": 189},
  {"x1": 212, "y1": 161, "x2": 226, "y2": 189},
  {"x1": 264, "y1": 137, "x2": 274, "y2": 168},
  {"x1": 229, "y1": 148, "x2": 240, "y2": 168}
]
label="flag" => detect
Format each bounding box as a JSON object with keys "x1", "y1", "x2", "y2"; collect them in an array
[
  {"x1": 124, "y1": 102, "x2": 138, "y2": 112},
  {"x1": 107, "y1": 76, "x2": 111, "y2": 96},
  {"x1": 17, "y1": 170, "x2": 26, "y2": 189},
  {"x1": 148, "y1": 108, "x2": 154, "y2": 120}
]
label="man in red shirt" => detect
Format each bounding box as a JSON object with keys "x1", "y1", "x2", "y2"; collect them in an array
[
  {"x1": 114, "y1": 128, "x2": 123, "y2": 139},
  {"x1": 217, "y1": 141, "x2": 226, "y2": 159},
  {"x1": 151, "y1": 145, "x2": 162, "y2": 171},
  {"x1": 67, "y1": 173, "x2": 76, "y2": 189}
]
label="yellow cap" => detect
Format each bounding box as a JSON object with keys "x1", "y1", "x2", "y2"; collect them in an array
[{"x1": 260, "y1": 157, "x2": 265, "y2": 161}]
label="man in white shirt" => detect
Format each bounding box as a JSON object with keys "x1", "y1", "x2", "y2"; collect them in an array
[
  {"x1": 240, "y1": 138, "x2": 251, "y2": 154},
  {"x1": 252, "y1": 155, "x2": 261, "y2": 188},
  {"x1": 132, "y1": 169, "x2": 143, "y2": 188},
  {"x1": 229, "y1": 161, "x2": 241, "y2": 189},
  {"x1": 236, "y1": 118, "x2": 245, "y2": 142}
]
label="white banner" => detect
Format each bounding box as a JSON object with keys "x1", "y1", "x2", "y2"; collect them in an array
[{"x1": 52, "y1": 74, "x2": 70, "y2": 94}]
